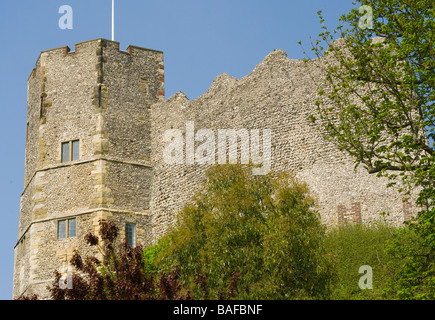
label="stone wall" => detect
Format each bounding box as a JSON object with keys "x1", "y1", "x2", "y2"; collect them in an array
[{"x1": 149, "y1": 48, "x2": 417, "y2": 239}]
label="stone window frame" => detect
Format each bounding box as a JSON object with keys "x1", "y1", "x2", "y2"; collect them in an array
[
  {"x1": 125, "y1": 222, "x2": 136, "y2": 248},
  {"x1": 57, "y1": 218, "x2": 77, "y2": 240},
  {"x1": 20, "y1": 236, "x2": 26, "y2": 257},
  {"x1": 98, "y1": 85, "x2": 103, "y2": 107},
  {"x1": 26, "y1": 122, "x2": 29, "y2": 143},
  {"x1": 40, "y1": 94, "x2": 46, "y2": 119},
  {"x1": 139, "y1": 78, "x2": 150, "y2": 97},
  {"x1": 61, "y1": 139, "x2": 80, "y2": 163}
]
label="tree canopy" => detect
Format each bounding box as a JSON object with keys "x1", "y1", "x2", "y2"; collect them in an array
[
  {"x1": 157, "y1": 165, "x2": 333, "y2": 299},
  {"x1": 302, "y1": 0, "x2": 434, "y2": 299}
]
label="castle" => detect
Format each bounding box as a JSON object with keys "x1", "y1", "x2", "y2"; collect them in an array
[{"x1": 13, "y1": 39, "x2": 414, "y2": 299}]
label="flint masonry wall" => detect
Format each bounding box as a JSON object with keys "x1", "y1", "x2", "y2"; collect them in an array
[
  {"x1": 149, "y1": 48, "x2": 417, "y2": 239},
  {"x1": 14, "y1": 39, "x2": 164, "y2": 299}
]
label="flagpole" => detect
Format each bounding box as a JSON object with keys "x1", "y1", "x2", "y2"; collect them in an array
[{"x1": 112, "y1": 0, "x2": 115, "y2": 41}]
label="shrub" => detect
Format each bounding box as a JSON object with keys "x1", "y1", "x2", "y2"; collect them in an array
[
  {"x1": 324, "y1": 223, "x2": 404, "y2": 300},
  {"x1": 157, "y1": 164, "x2": 334, "y2": 299}
]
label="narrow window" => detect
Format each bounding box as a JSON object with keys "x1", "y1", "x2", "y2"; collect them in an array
[
  {"x1": 98, "y1": 85, "x2": 102, "y2": 107},
  {"x1": 61, "y1": 142, "x2": 70, "y2": 163},
  {"x1": 139, "y1": 78, "x2": 149, "y2": 97},
  {"x1": 68, "y1": 218, "x2": 76, "y2": 238},
  {"x1": 125, "y1": 223, "x2": 136, "y2": 247},
  {"x1": 61, "y1": 140, "x2": 80, "y2": 163},
  {"x1": 71, "y1": 140, "x2": 80, "y2": 161},
  {"x1": 40, "y1": 95, "x2": 45, "y2": 118},
  {"x1": 58, "y1": 220, "x2": 66, "y2": 239},
  {"x1": 58, "y1": 218, "x2": 76, "y2": 240},
  {"x1": 20, "y1": 237, "x2": 26, "y2": 257}
]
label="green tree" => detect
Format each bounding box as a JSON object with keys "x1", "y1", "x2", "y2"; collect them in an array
[
  {"x1": 158, "y1": 165, "x2": 333, "y2": 299},
  {"x1": 302, "y1": 0, "x2": 434, "y2": 299}
]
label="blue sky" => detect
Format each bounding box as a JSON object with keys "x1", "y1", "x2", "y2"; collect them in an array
[{"x1": 0, "y1": 0, "x2": 355, "y2": 299}]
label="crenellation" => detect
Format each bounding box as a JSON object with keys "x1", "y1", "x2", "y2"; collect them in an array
[{"x1": 148, "y1": 47, "x2": 417, "y2": 239}]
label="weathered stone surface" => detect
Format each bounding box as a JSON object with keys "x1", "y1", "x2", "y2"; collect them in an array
[{"x1": 149, "y1": 47, "x2": 417, "y2": 238}]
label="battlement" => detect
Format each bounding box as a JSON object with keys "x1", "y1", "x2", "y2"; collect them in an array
[{"x1": 29, "y1": 39, "x2": 163, "y2": 80}]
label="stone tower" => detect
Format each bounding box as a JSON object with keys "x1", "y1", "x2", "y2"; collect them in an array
[{"x1": 13, "y1": 39, "x2": 164, "y2": 298}]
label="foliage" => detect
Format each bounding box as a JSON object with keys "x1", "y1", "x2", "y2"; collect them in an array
[
  {"x1": 142, "y1": 236, "x2": 172, "y2": 275},
  {"x1": 48, "y1": 219, "x2": 191, "y2": 300},
  {"x1": 325, "y1": 223, "x2": 404, "y2": 299},
  {"x1": 301, "y1": 0, "x2": 434, "y2": 299},
  {"x1": 385, "y1": 222, "x2": 435, "y2": 299},
  {"x1": 15, "y1": 165, "x2": 429, "y2": 300},
  {"x1": 17, "y1": 220, "x2": 240, "y2": 300},
  {"x1": 157, "y1": 164, "x2": 334, "y2": 300}
]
